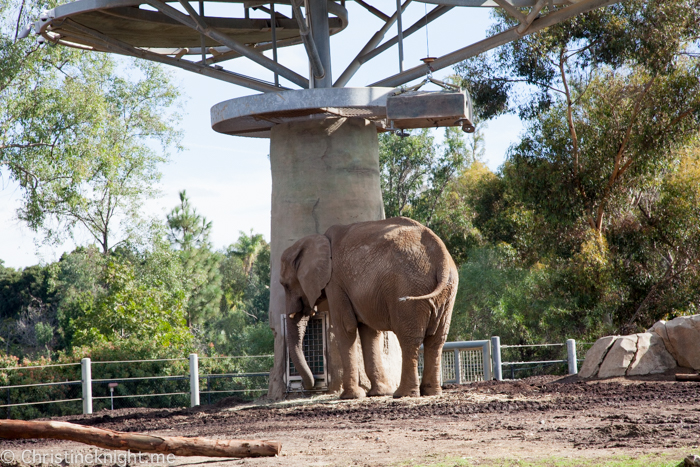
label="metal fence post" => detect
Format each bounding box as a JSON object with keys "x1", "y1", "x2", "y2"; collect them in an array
[
  {"x1": 566, "y1": 339, "x2": 578, "y2": 375},
  {"x1": 81, "y1": 357, "x2": 92, "y2": 415},
  {"x1": 189, "y1": 353, "x2": 200, "y2": 407},
  {"x1": 491, "y1": 336, "x2": 502, "y2": 381},
  {"x1": 483, "y1": 340, "x2": 492, "y2": 381},
  {"x1": 454, "y1": 349, "x2": 462, "y2": 384}
]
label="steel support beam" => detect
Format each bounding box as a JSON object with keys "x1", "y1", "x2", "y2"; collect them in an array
[
  {"x1": 371, "y1": 0, "x2": 624, "y2": 88},
  {"x1": 290, "y1": 0, "x2": 325, "y2": 80},
  {"x1": 333, "y1": 0, "x2": 411, "y2": 88},
  {"x1": 63, "y1": 19, "x2": 285, "y2": 93},
  {"x1": 358, "y1": 5, "x2": 452, "y2": 65},
  {"x1": 308, "y1": 0, "x2": 332, "y2": 87},
  {"x1": 146, "y1": 0, "x2": 309, "y2": 88},
  {"x1": 354, "y1": 0, "x2": 390, "y2": 22}
]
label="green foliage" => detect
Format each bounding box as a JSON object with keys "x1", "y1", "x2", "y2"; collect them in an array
[
  {"x1": 166, "y1": 191, "x2": 222, "y2": 329},
  {"x1": 2, "y1": 0, "x2": 182, "y2": 254},
  {"x1": 379, "y1": 126, "x2": 486, "y2": 265},
  {"x1": 437, "y1": 0, "x2": 700, "y2": 341},
  {"x1": 69, "y1": 257, "x2": 191, "y2": 348}
]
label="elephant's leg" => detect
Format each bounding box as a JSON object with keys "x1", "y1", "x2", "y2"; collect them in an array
[
  {"x1": 421, "y1": 300, "x2": 454, "y2": 396},
  {"x1": 392, "y1": 301, "x2": 432, "y2": 398},
  {"x1": 358, "y1": 324, "x2": 393, "y2": 397},
  {"x1": 326, "y1": 286, "x2": 365, "y2": 399},
  {"x1": 420, "y1": 331, "x2": 447, "y2": 396},
  {"x1": 393, "y1": 334, "x2": 423, "y2": 398}
]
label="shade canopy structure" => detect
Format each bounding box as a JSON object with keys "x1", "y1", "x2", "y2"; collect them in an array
[
  {"x1": 25, "y1": 0, "x2": 626, "y2": 399},
  {"x1": 27, "y1": 0, "x2": 624, "y2": 94}
]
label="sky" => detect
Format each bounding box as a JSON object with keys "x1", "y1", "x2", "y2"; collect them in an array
[{"x1": 0, "y1": 1, "x2": 523, "y2": 269}]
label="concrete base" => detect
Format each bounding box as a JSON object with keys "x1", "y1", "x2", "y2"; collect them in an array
[{"x1": 266, "y1": 116, "x2": 402, "y2": 399}]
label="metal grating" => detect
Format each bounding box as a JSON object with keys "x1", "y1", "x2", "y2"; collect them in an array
[
  {"x1": 418, "y1": 348, "x2": 485, "y2": 383},
  {"x1": 289, "y1": 316, "x2": 325, "y2": 377},
  {"x1": 460, "y1": 349, "x2": 486, "y2": 382}
]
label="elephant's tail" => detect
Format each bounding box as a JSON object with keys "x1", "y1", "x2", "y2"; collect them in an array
[{"x1": 398, "y1": 259, "x2": 454, "y2": 303}]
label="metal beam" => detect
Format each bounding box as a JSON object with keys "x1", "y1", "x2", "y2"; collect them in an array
[
  {"x1": 396, "y1": 0, "x2": 404, "y2": 72},
  {"x1": 333, "y1": 0, "x2": 411, "y2": 88},
  {"x1": 146, "y1": 0, "x2": 309, "y2": 88},
  {"x1": 63, "y1": 19, "x2": 285, "y2": 93},
  {"x1": 516, "y1": 0, "x2": 547, "y2": 34},
  {"x1": 357, "y1": 5, "x2": 452, "y2": 65},
  {"x1": 290, "y1": 0, "x2": 325, "y2": 80},
  {"x1": 492, "y1": 0, "x2": 526, "y2": 23},
  {"x1": 371, "y1": 0, "x2": 624, "y2": 88},
  {"x1": 271, "y1": 2, "x2": 279, "y2": 86},
  {"x1": 354, "y1": 0, "x2": 390, "y2": 22},
  {"x1": 202, "y1": 36, "x2": 303, "y2": 65},
  {"x1": 308, "y1": 0, "x2": 331, "y2": 86}
]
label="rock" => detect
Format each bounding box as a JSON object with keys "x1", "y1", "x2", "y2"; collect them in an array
[
  {"x1": 579, "y1": 336, "x2": 618, "y2": 378},
  {"x1": 598, "y1": 335, "x2": 637, "y2": 378},
  {"x1": 684, "y1": 454, "x2": 700, "y2": 466},
  {"x1": 664, "y1": 314, "x2": 700, "y2": 370},
  {"x1": 627, "y1": 332, "x2": 677, "y2": 376}
]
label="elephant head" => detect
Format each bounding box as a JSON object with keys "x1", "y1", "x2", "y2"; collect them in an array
[{"x1": 280, "y1": 234, "x2": 332, "y2": 390}]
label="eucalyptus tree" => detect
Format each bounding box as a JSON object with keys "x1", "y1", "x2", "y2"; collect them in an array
[
  {"x1": 457, "y1": 0, "x2": 700, "y2": 237},
  {"x1": 1, "y1": 0, "x2": 182, "y2": 254}
]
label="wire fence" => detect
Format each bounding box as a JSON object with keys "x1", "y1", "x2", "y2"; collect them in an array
[
  {"x1": 0, "y1": 354, "x2": 273, "y2": 420},
  {"x1": 0, "y1": 338, "x2": 589, "y2": 419}
]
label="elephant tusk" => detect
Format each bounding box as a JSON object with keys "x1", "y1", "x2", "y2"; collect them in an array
[{"x1": 288, "y1": 312, "x2": 297, "y2": 319}]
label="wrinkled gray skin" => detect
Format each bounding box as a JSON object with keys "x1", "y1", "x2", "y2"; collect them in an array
[{"x1": 280, "y1": 217, "x2": 458, "y2": 399}]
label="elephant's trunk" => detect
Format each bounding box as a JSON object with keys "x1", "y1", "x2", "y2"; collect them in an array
[{"x1": 286, "y1": 313, "x2": 315, "y2": 390}]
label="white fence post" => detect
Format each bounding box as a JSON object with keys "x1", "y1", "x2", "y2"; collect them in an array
[
  {"x1": 81, "y1": 358, "x2": 92, "y2": 415},
  {"x1": 491, "y1": 336, "x2": 502, "y2": 381},
  {"x1": 189, "y1": 353, "x2": 200, "y2": 407},
  {"x1": 566, "y1": 339, "x2": 578, "y2": 375}
]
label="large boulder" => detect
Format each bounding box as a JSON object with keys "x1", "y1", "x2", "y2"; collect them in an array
[
  {"x1": 658, "y1": 315, "x2": 700, "y2": 370},
  {"x1": 627, "y1": 332, "x2": 677, "y2": 376},
  {"x1": 598, "y1": 335, "x2": 638, "y2": 378},
  {"x1": 578, "y1": 336, "x2": 617, "y2": 379},
  {"x1": 580, "y1": 330, "x2": 678, "y2": 379}
]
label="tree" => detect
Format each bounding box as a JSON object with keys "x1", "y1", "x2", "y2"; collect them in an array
[
  {"x1": 456, "y1": 0, "x2": 700, "y2": 236},
  {"x1": 229, "y1": 230, "x2": 266, "y2": 276},
  {"x1": 167, "y1": 190, "x2": 213, "y2": 251},
  {"x1": 1, "y1": 0, "x2": 182, "y2": 254},
  {"x1": 166, "y1": 191, "x2": 221, "y2": 329},
  {"x1": 378, "y1": 126, "x2": 486, "y2": 265},
  {"x1": 445, "y1": 0, "x2": 700, "y2": 336}
]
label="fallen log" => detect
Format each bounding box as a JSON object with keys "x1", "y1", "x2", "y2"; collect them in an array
[
  {"x1": 676, "y1": 374, "x2": 700, "y2": 382},
  {"x1": 0, "y1": 420, "x2": 281, "y2": 458}
]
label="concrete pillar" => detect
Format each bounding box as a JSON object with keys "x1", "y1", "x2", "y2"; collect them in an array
[{"x1": 267, "y1": 117, "x2": 401, "y2": 398}]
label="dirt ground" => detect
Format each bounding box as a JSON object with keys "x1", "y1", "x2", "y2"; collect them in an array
[{"x1": 3, "y1": 373, "x2": 700, "y2": 466}]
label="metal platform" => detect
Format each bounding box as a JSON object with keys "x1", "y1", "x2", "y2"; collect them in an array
[{"x1": 211, "y1": 87, "x2": 474, "y2": 137}]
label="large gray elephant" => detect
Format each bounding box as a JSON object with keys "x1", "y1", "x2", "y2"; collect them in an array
[{"x1": 280, "y1": 217, "x2": 458, "y2": 399}]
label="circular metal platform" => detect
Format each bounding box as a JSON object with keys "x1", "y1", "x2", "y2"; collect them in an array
[{"x1": 211, "y1": 87, "x2": 394, "y2": 137}]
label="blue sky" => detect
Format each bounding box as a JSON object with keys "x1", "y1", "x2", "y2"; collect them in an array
[{"x1": 0, "y1": 1, "x2": 523, "y2": 268}]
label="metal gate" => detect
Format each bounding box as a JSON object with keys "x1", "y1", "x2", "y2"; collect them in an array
[
  {"x1": 419, "y1": 340, "x2": 492, "y2": 384},
  {"x1": 284, "y1": 312, "x2": 329, "y2": 392}
]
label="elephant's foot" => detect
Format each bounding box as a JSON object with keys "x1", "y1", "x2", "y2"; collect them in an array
[
  {"x1": 367, "y1": 382, "x2": 393, "y2": 397},
  {"x1": 420, "y1": 383, "x2": 442, "y2": 397},
  {"x1": 392, "y1": 386, "x2": 420, "y2": 398},
  {"x1": 340, "y1": 386, "x2": 366, "y2": 399}
]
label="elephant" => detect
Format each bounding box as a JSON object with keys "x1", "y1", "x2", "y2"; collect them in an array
[{"x1": 280, "y1": 216, "x2": 458, "y2": 399}]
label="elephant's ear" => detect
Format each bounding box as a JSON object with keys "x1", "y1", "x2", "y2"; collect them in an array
[{"x1": 296, "y1": 235, "x2": 332, "y2": 308}]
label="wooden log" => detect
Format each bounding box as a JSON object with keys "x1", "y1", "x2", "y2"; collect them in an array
[
  {"x1": 0, "y1": 420, "x2": 281, "y2": 458},
  {"x1": 676, "y1": 374, "x2": 700, "y2": 382}
]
